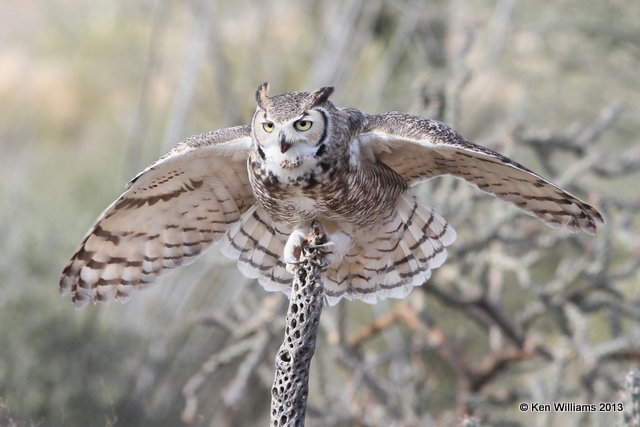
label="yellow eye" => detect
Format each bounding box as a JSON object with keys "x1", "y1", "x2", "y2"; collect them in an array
[
  {"x1": 294, "y1": 119, "x2": 312, "y2": 131},
  {"x1": 262, "y1": 122, "x2": 274, "y2": 132}
]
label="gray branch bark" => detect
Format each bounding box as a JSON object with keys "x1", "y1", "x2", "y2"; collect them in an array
[
  {"x1": 270, "y1": 222, "x2": 328, "y2": 427},
  {"x1": 624, "y1": 371, "x2": 640, "y2": 427}
]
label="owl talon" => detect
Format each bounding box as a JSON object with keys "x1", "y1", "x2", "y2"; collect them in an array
[
  {"x1": 285, "y1": 260, "x2": 305, "y2": 274},
  {"x1": 284, "y1": 227, "x2": 351, "y2": 273},
  {"x1": 316, "y1": 256, "x2": 332, "y2": 269},
  {"x1": 307, "y1": 243, "x2": 334, "y2": 269},
  {"x1": 307, "y1": 242, "x2": 335, "y2": 252},
  {"x1": 318, "y1": 232, "x2": 352, "y2": 270}
]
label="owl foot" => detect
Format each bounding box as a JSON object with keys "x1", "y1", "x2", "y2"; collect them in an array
[
  {"x1": 306, "y1": 241, "x2": 335, "y2": 269},
  {"x1": 284, "y1": 226, "x2": 352, "y2": 273},
  {"x1": 284, "y1": 229, "x2": 308, "y2": 274},
  {"x1": 320, "y1": 231, "x2": 352, "y2": 269}
]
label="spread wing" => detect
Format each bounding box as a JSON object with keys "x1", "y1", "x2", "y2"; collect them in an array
[
  {"x1": 60, "y1": 125, "x2": 254, "y2": 308},
  {"x1": 356, "y1": 112, "x2": 603, "y2": 234}
]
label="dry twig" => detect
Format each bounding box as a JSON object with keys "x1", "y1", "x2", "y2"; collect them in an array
[{"x1": 270, "y1": 221, "x2": 329, "y2": 427}]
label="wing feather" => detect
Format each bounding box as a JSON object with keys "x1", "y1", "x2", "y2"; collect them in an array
[
  {"x1": 60, "y1": 126, "x2": 254, "y2": 308},
  {"x1": 357, "y1": 113, "x2": 603, "y2": 234}
]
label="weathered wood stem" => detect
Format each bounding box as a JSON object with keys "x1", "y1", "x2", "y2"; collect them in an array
[{"x1": 270, "y1": 222, "x2": 327, "y2": 427}]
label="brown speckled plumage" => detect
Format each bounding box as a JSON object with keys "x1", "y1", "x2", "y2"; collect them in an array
[{"x1": 60, "y1": 83, "x2": 603, "y2": 308}]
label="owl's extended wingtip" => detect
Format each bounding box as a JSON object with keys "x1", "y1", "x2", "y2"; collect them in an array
[
  {"x1": 67, "y1": 284, "x2": 91, "y2": 310},
  {"x1": 589, "y1": 210, "x2": 605, "y2": 235},
  {"x1": 595, "y1": 208, "x2": 605, "y2": 225},
  {"x1": 582, "y1": 201, "x2": 604, "y2": 235},
  {"x1": 549, "y1": 203, "x2": 603, "y2": 236}
]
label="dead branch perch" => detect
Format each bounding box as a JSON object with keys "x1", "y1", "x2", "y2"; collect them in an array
[{"x1": 270, "y1": 222, "x2": 328, "y2": 427}]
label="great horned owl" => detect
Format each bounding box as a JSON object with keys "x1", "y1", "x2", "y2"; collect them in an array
[{"x1": 60, "y1": 83, "x2": 603, "y2": 307}]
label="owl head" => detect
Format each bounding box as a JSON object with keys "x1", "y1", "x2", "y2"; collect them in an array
[{"x1": 252, "y1": 83, "x2": 336, "y2": 159}]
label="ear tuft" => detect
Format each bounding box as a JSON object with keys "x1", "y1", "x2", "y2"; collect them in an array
[
  {"x1": 255, "y1": 82, "x2": 270, "y2": 109},
  {"x1": 306, "y1": 86, "x2": 334, "y2": 109}
]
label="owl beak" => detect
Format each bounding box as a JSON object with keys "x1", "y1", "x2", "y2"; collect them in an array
[{"x1": 279, "y1": 134, "x2": 293, "y2": 153}]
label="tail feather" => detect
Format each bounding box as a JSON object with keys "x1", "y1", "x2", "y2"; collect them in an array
[
  {"x1": 220, "y1": 206, "x2": 292, "y2": 290},
  {"x1": 220, "y1": 195, "x2": 455, "y2": 306},
  {"x1": 322, "y1": 194, "x2": 456, "y2": 305}
]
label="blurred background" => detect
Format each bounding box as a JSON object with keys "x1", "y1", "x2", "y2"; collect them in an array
[{"x1": 1, "y1": 0, "x2": 639, "y2": 426}]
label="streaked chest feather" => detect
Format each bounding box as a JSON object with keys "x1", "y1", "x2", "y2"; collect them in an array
[
  {"x1": 248, "y1": 144, "x2": 343, "y2": 221},
  {"x1": 250, "y1": 155, "x2": 328, "y2": 199},
  {"x1": 248, "y1": 144, "x2": 407, "y2": 227}
]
